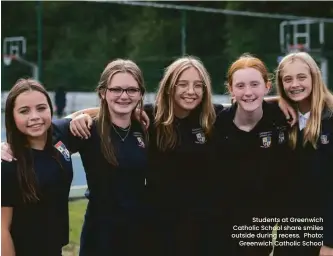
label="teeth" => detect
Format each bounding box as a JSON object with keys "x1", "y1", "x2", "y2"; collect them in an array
[
  {"x1": 243, "y1": 99, "x2": 255, "y2": 102},
  {"x1": 290, "y1": 89, "x2": 305, "y2": 94},
  {"x1": 183, "y1": 98, "x2": 195, "y2": 103},
  {"x1": 30, "y1": 124, "x2": 42, "y2": 128}
]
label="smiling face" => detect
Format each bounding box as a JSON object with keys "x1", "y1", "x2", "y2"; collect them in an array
[
  {"x1": 173, "y1": 67, "x2": 204, "y2": 116},
  {"x1": 230, "y1": 67, "x2": 269, "y2": 112},
  {"x1": 102, "y1": 72, "x2": 142, "y2": 117},
  {"x1": 281, "y1": 59, "x2": 312, "y2": 103},
  {"x1": 13, "y1": 90, "x2": 52, "y2": 140}
]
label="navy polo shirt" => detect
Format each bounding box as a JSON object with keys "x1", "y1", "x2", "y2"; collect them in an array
[
  {"x1": 54, "y1": 118, "x2": 148, "y2": 254},
  {"x1": 215, "y1": 101, "x2": 292, "y2": 221},
  {"x1": 1, "y1": 122, "x2": 73, "y2": 256},
  {"x1": 286, "y1": 108, "x2": 333, "y2": 247},
  {"x1": 145, "y1": 103, "x2": 224, "y2": 215}
]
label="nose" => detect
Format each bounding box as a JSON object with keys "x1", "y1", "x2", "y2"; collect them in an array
[
  {"x1": 290, "y1": 79, "x2": 299, "y2": 88},
  {"x1": 29, "y1": 110, "x2": 41, "y2": 120},
  {"x1": 244, "y1": 85, "x2": 253, "y2": 96},
  {"x1": 119, "y1": 90, "x2": 130, "y2": 99},
  {"x1": 186, "y1": 85, "x2": 195, "y2": 95}
]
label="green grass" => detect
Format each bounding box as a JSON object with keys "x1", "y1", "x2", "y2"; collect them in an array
[{"x1": 63, "y1": 199, "x2": 88, "y2": 256}]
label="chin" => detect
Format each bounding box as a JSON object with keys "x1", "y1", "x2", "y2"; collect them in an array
[
  {"x1": 288, "y1": 95, "x2": 308, "y2": 103},
  {"x1": 239, "y1": 103, "x2": 261, "y2": 112},
  {"x1": 180, "y1": 102, "x2": 200, "y2": 111},
  {"x1": 114, "y1": 107, "x2": 134, "y2": 115}
]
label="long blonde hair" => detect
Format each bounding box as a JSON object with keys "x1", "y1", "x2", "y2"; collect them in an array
[
  {"x1": 96, "y1": 59, "x2": 146, "y2": 165},
  {"x1": 155, "y1": 56, "x2": 216, "y2": 151},
  {"x1": 276, "y1": 52, "x2": 333, "y2": 149}
]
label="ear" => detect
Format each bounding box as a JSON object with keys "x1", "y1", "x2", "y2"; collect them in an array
[{"x1": 265, "y1": 81, "x2": 272, "y2": 95}]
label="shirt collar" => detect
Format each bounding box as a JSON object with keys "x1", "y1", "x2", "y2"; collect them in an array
[{"x1": 298, "y1": 111, "x2": 310, "y2": 130}]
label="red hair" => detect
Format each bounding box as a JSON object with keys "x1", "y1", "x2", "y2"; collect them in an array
[{"x1": 227, "y1": 54, "x2": 270, "y2": 87}]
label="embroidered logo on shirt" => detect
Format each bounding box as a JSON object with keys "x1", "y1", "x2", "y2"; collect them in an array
[
  {"x1": 133, "y1": 132, "x2": 145, "y2": 148},
  {"x1": 320, "y1": 134, "x2": 329, "y2": 145},
  {"x1": 54, "y1": 141, "x2": 71, "y2": 161},
  {"x1": 192, "y1": 128, "x2": 206, "y2": 144},
  {"x1": 259, "y1": 131, "x2": 272, "y2": 148}
]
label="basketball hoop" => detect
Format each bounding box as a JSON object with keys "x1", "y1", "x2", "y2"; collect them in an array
[
  {"x1": 288, "y1": 44, "x2": 307, "y2": 53},
  {"x1": 3, "y1": 55, "x2": 15, "y2": 66}
]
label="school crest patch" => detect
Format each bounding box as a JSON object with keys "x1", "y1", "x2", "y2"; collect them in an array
[
  {"x1": 320, "y1": 134, "x2": 329, "y2": 145},
  {"x1": 259, "y1": 131, "x2": 272, "y2": 148},
  {"x1": 192, "y1": 128, "x2": 206, "y2": 144},
  {"x1": 54, "y1": 141, "x2": 71, "y2": 161},
  {"x1": 133, "y1": 132, "x2": 145, "y2": 148}
]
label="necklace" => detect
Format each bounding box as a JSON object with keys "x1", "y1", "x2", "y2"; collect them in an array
[{"x1": 112, "y1": 123, "x2": 131, "y2": 142}]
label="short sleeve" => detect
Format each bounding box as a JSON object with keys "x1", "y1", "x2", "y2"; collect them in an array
[
  {"x1": 213, "y1": 104, "x2": 224, "y2": 115},
  {"x1": 52, "y1": 118, "x2": 84, "y2": 153},
  {"x1": 1, "y1": 161, "x2": 20, "y2": 207}
]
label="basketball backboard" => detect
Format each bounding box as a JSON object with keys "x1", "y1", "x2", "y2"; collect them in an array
[
  {"x1": 279, "y1": 20, "x2": 324, "y2": 54},
  {"x1": 3, "y1": 36, "x2": 26, "y2": 58}
]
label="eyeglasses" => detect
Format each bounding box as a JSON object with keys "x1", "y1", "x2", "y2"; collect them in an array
[
  {"x1": 175, "y1": 82, "x2": 205, "y2": 93},
  {"x1": 107, "y1": 87, "x2": 141, "y2": 97}
]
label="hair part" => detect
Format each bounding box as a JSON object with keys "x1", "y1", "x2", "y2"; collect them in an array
[
  {"x1": 5, "y1": 78, "x2": 57, "y2": 203},
  {"x1": 154, "y1": 56, "x2": 216, "y2": 151},
  {"x1": 276, "y1": 52, "x2": 333, "y2": 149},
  {"x1": 95, "y1": 59, "x2": 147, "y2": 165}
]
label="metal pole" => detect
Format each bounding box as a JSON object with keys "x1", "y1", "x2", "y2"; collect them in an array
[
  {"x1": 37, "y1": 1, "x2": 42, "y2": 81},
  {"x1": 181, "y1": 10, "x2": 186, "y2": 56}
]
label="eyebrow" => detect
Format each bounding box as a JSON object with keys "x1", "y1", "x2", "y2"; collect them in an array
[
  {"x1": 17, "y1": 103, "x2": 48, "y2": 111},
  {"x1": 177, "y1": 80, "x2": 203, "y2": 83}
]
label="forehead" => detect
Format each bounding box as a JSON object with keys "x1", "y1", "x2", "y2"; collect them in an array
[
  {"x1": 232, "y1": 68, "x2": 264, "y2": 83},
  {"x1": 14, "y1": 90, "x2": 48, "y2": 109},
  {"x1": 178, "y1": 67, "x2": 201, "y2": 81},
  {"x1": 282, "y1": 59, "x2": 310, "y2": 76},
  {"x1": 109, "y1": 72, "x2": 138, "y2": 87}
]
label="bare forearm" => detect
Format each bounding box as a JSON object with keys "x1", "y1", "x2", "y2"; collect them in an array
[
  {"x1": 65, "y1": 107, "x2": 100, "y2": 119},
  {"x1": 264, "y1": 95, "x2": 280, "y2": 103},
  {"x1": 1, "y1": 230, "x2": 15, "y2": 256}
]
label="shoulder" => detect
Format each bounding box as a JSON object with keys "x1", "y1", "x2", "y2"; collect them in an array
[
  {"x1": 143, "y1": 103, "x2": 155, "y2": 120},
  {"x1": 1, "y1": 160, "x2": 17, "y2": 180},
  {"x1": 263, "y1": 101, "x2": 288, "y2": 127},
  {"x1": 213, "y1": 103, "x2": 224, "y2": 115},
  {"x1": 52, "y1": 118, "x2": 71, "y2": 131}
]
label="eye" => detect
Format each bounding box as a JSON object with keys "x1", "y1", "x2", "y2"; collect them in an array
[
  {"x1": 127, "y1": 88, "x2": 140, "y2": 93},
  {"x1": 194, "y1": 83, "x2": 204, "y2": 89},
  {"x1": 251, "y1": 83, "x2": 259, "y2": 87},
  {"x1": 20, "y1": 109, "x2": 29, "y2": 114},
  {"x1": 37, "y1": 106, "x2": 47, "y2": 112},
  {"x1": 298, "y1": 76, "x2": 307, "y2": 81},
  {"x1": 283, "y1": 77, "x2": 292, "y2": 83},
  {"x1": 110, "y1": 88, "x2": 122, "y2": 93},
  {"x1": 177, "y1": 83, "x2": 188, "y2": 88},
  {"x1": 235, "y1": 83, "x2": 244, "y2": 88}
]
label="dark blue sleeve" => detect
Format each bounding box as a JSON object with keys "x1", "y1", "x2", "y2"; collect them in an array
[
  {"x1": 213, "y1": 104, "x2": 224, "y2": 116},
  {"x1": 323, "y1": 120, "x2": 333, "y2": 247},
  {"x1": 52, "y1": 118, "x2": 85, "y2": 153},
  {"x1": 1, "y1": 161, "x2": 20, "y2": 207},
  {"x1": 143, "y1": 103, "x2": 155, "y2": 121}
]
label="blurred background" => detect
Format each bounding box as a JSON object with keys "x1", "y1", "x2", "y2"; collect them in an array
[{"x1": 1, "y1": 2, "x2": 333, "y2": 254}]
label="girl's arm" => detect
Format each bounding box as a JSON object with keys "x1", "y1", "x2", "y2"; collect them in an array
[
  {"x1": 1, "y1": 207, "x2": 15, "y2": 256},
  {"x1": 65, "y1": 107, "x2": 100, "y2": 119}
]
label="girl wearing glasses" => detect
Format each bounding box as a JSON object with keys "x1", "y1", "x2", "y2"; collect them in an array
[{"x1": 2, "y1": 59, "x2": 149, "y2": 256}]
